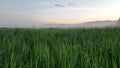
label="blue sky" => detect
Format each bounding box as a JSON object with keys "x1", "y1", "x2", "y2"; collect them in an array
[{"x1": 0, "y1": 0, "x2": 120, "y2": 26}]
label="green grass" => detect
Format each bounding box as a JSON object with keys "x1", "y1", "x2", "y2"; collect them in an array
[{"x1": 0, "y1": 28, "x2": 120, "y2": 68}]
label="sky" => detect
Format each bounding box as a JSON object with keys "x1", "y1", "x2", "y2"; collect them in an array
[{"x1": 0, "y1": 0, "x2": 120, "y2": 27}]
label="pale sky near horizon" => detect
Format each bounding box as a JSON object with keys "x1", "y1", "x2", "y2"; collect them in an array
[{"x1": 0, "y1": 0, "x2": 120, "y2": 26}]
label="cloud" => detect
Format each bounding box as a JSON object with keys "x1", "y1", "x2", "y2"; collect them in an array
[
  {"x1": 54, "y1": 4, "x2": 65, "y2": 8},
  {"x1": 67, "y1": 3, "x2": 76, "y2": 6},
  {"x1": 53, "y1": 3, "x2": 76, "y2": 8}
]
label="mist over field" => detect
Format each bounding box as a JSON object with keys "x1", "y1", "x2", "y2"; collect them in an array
[{"x1": 0, "y1": 20, "x2": 118, "y2": 28}]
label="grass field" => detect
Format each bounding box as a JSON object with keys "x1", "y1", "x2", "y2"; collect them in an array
[{"x1": 0, "y1": 28, "x2": 120, "y2": 68}]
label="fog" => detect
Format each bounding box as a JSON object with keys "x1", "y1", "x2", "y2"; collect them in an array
[{"x1": 0, "y1": 21, "x2": 118, "y2": 28}]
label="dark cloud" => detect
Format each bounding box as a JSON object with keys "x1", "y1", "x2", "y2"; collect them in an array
[
  {"x1": 67, "y1": 3, "x2": 76, "y2": 6},
  {"x1": 54, "y1": 4, "x2": 65, "y2": 8},
  {"x1": 50, "y1": 3, "x2": 76, "y2": 8}
]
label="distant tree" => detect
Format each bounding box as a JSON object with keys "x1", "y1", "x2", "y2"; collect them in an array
[{"x1": 117, "y1": 17, "x2": 120, "y2": 23}]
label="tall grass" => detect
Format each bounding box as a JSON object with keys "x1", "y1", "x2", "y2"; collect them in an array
[{"x1": 0, "y1": 28, "x2": 120, "y2": 68}]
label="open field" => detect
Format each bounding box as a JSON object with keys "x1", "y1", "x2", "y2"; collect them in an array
[{"x1": 0, "y1": 28, "x2": 120, "y2": 68}]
